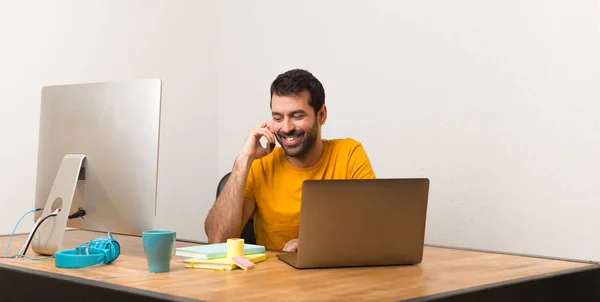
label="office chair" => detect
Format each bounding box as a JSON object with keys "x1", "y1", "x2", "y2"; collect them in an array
[{"x1": 216, "y1": 172, "x2": 256, "y2": 244}]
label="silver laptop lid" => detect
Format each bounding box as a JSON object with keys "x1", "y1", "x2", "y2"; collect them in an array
[{"x1": 295, "y1": 178, "x2": 430, "y2": 268}]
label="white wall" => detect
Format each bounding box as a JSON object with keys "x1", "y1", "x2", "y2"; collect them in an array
[
  {"x1": 3, "y1": 0, "x2": 600, "y2": 262},
  {"x1": 0, "y1": 0, "x2": 217, "y2": 241},
  {"x1": 216, "y1": 0, "x2": 600, "y2": 261}
]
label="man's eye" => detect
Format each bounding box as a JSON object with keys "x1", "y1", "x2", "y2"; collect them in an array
[
  {"x1": 292, "y1": 115, "x2": 304, "y2": 119},
  {"x1": 273, "y1": 117, "x2": 283, "y2": 122}
]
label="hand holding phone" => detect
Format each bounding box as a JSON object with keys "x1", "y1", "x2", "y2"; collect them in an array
[{"x1": 240, "y1": 120, "x2": 276, "y2": 161}]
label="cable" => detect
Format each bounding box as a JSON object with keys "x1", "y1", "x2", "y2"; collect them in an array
[
  {"x1": 16, "y1": 215, "x2": 45, "y2": 256},
  {"x1": 19, "y1": 209, "x2": 59, "y2": 257},
  {"x1": 3, "y1": 209, "x2": 42, "y2": 259},
  {"x1": 4, "y1": 207, "x2": 81, "y2": 260},
  {"x1": 68, "y1": 207, "x2": 86, "y2": 219}
]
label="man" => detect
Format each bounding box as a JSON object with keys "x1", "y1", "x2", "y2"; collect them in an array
[{"x1": 205, "y1": 69, "x2": 376, "y2": 252}]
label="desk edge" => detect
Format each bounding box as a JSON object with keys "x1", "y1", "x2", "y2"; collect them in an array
[
  {"x1": 398, "y1": 263, "x2": 600, "y2": 302},
  {"x1": 0, "y1": 262, "x2": 203, "y2": 302}
]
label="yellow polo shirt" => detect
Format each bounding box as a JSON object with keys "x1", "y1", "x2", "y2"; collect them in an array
[{"x1": 244, "y1": 138, "x2": 376, "y2": 250}]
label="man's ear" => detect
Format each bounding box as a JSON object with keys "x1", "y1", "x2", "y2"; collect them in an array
[{"x1": 318, "y1": 105, "x2": 327, "y2": 125}]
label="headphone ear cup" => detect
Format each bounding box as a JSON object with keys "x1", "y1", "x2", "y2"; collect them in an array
[{"x1": 107, "y1": 239, "x2": 121, "y2": 263}]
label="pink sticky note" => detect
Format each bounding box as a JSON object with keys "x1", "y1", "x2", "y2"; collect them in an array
[{"x1": 232, "y1": 256, "x2": 255, "y2": 270}]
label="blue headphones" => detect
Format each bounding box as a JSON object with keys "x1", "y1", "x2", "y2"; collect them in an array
[{"x1": 54, "y1": 233, "x2": 120, "y2": 268}]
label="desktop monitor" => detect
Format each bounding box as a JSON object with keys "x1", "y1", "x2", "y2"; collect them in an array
[{"x1": 30, "y1": 79, "x2": 162, "y2": 255}]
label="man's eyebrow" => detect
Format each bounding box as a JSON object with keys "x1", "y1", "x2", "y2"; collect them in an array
[{"x1": 272, "y1": 110, "x2": 307, "y2": 116}]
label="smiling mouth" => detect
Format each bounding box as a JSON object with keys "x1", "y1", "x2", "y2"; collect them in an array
[{"x1": 281, "y1": 134, "x2": 301, "y2": 145}]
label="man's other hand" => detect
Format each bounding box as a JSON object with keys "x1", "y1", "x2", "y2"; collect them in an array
[{"x1": 282, "y1": 238, "x2": 299, "y2": 252}]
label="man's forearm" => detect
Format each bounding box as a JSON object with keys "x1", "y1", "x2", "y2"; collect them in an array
[{"x1": 205, "y1": 155, "x2": 252, "y2": 243}]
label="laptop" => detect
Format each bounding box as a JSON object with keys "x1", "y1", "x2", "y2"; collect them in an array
[{"x1": 276, "y1": 178, "x2": 430, "y2": 269}]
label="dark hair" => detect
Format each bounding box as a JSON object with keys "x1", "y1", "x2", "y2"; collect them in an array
[{"x1": 270, "y1": 69, "x2": 325, "y2": 114}]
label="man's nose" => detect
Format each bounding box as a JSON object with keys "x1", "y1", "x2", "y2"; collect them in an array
[{"x1": 281, "y1": 118, "x2": 294, "y2": 133}]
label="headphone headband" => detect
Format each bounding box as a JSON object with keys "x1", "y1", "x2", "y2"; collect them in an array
[{"x1": 54, "y1": 233, "x2": 120, "y2": 268}]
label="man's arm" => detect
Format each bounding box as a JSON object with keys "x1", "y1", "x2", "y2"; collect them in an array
[
  {"x1": 205, "y1": 156, "x2": 253, "y2": 243},
  {"x1": 205, "y1": 120, "x2": 275, "y2": 243}
]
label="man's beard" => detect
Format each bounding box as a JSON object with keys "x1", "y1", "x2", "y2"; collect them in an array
[{"x1": 276, "y1": 121, "x2": 318, "y2": 159}]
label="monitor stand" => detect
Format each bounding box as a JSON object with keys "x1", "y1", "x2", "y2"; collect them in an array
[{"x1": 31, "y1": 154, "x2": 86, "y2": 256}]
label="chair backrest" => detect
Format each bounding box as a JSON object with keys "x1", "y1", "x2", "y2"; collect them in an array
[
  {"x1": 215, "y1": 172, "x2": 256, "y2": 244},
  {"x1": 216, "y1": 172, "x2": 231, "y2": 198}
]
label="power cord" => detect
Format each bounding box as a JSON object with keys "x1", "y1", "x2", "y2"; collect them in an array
[
  {"x1": 2, "y1": 209, "x2": 40, "y2": 258},
  {"x1": 3, "y1": 208, "x2": 58, "y2": 260},
  {"x1": 68, "y1": 207, "x2": 86, "y2": 219},
  {"x1": 17, "y1": 208, "x2": 61, "y2": 257},
  {"x1": 4, "y1": 207, "x2": 87, "y2": 259}
]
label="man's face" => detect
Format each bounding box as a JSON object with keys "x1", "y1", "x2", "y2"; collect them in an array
[{"x1": 271, "y1": 90, "x2": 320, "y2": 158}]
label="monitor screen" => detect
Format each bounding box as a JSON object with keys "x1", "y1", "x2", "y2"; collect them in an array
[{"x1": 31, "y1": 79, "x2": 162, "y2": 255}]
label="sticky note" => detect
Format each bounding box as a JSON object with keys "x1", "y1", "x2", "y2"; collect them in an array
[{"x1": 232, "y1": 256, "x2": 255, "y2": 270}]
